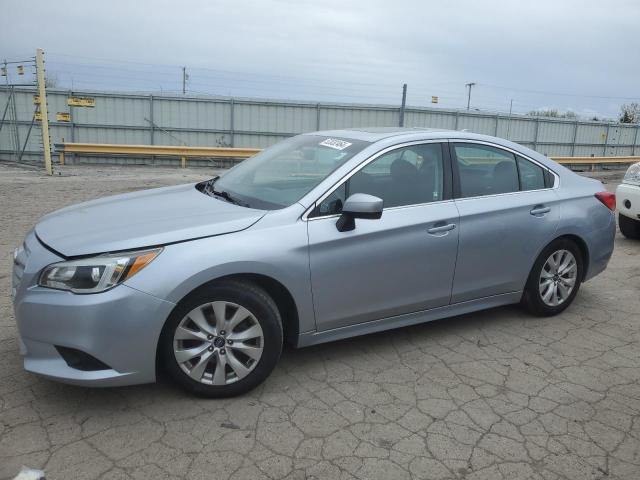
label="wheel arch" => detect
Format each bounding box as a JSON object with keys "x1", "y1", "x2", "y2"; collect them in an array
[
  {"x1": 555, "y1": 233, "x2": 589, "y2": 280},
  {"x1": 521, "y1": 233, "x2": 588, "y2": 316},
  {"x1": 215, "y1": 273, "x2": 300, "y2": 345},
  {"x1": 533, "y1": 233, "x2": 590, "y2": 282},
  {"x1": 157, "y1": 272, "x2": 300, "y2": 368}
]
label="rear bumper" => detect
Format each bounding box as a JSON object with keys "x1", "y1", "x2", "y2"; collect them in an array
[
  {"x1": 616, "y1": 183, "x2": 640, "y2": 220},
  {"x1": 584, "y1": 210, "x2": 616, "y2": 282}
]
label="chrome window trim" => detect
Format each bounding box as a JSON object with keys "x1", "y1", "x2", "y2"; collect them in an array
[
  {"x1": 302, "y1": 138, "x2": 560, "y2": 221},
  {"x1": 302, "y1": 139, "x2": 448, "y2": 221},
  {"x1": 453, "y1": 187, "x2": 553, "y2": 203},
  {"x1": 451, "y1": 139, "x2": 560, "y2": 192}
]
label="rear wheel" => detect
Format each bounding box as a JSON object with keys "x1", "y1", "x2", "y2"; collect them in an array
[
  {"x1": 160, "y1": 280, "x2": 283, "y2": 397},
  {"x1": 521, "y1": 239, "x2": 583, "y2": 316},
  {"x1": 619, "y1": 213, "x2": 640, "y2": 240}
]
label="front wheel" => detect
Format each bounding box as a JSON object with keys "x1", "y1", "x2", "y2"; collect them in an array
[
  {"x1": 521, "y1": 239, "x2": 583, "y2": 317},
  {"x1": 160, "y1": 280, "x2": 283, "y2": 397},
  {"x1": 619, "y1": 213, "x2": 640, "y2": 240}
]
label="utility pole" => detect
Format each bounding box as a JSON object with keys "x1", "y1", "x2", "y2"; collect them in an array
[
  {"x1": 35, "y1": 48, "x2": 53, "y2": 175},
  {"x1": 465, "y1": 82, "x2": 476, "y2": 110},
  {"x1": 399, "y1": 83, "x2": 407, "y2": 127},
  {"x1": 506, "y1": 99, "x2": 513, "y2": 139},
  {"x1": 182, "y1": 66, "x2": 187, "y2": 95}
]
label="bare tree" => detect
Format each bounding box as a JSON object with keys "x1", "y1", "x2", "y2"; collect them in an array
[
  {"x1": 528, "y1": 109, "x2": 577, "y2": 119},
  {"x1": 619, "y1": 103, "x2": 640, "y2": 123}
]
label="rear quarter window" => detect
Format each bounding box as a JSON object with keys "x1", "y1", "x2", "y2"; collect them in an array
[{"x1": 517, "y1": 156, "x2": 546, "y2": 191}]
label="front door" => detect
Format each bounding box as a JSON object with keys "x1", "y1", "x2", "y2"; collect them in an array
[{"x1": 307, "y1": 142, "x2": 460, "y2": 331}]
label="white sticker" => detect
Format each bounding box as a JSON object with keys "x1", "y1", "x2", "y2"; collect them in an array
[{"x1": 319, "y1": 138, "x2": 352, "y2": 150}]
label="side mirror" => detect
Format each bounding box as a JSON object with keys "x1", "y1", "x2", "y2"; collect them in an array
[{"x1": 336, "y1": 193, "x2": 383, "y2": 232}]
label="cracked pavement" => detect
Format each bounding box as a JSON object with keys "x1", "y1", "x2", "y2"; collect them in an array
[{"x1": 1, "y1": 164, "x2": 639, "y2": 480}]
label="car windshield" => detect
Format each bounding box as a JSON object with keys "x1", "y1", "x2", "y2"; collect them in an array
[{"x1": 209, "y1": 135, "x2": 370, "y2": 209}]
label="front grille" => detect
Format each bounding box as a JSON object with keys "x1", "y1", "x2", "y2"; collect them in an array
[{"x1": 12, "y1": 241, "x2": 30, "y2": 293}]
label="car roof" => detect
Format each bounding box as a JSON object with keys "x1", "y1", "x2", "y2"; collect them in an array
[
  {"x1": 301, "y1": 127, "x2": 570, "y2": 177},
  {"x1": 304, "y1": 127, "x2": 523, "y2": 144},
  {"x1": 304, "y1": 127, "x2": 449, "y2": 142}
]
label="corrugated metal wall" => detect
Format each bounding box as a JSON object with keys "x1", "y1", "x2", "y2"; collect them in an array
[{"x1": 1, "y1": 87, "x2": 639, "y2": 163}]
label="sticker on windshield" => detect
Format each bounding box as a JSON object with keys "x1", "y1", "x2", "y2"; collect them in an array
[{"x1": 319, "y1": 138, "x2": 352, "y2": 150}]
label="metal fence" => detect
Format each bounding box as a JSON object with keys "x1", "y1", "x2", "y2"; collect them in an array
[{"x1": 1, "y1": 86, "x2": 639, "y2": 164}]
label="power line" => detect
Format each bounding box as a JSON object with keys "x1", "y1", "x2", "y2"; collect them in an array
[
  {"x1": 45, "y1": 59, "x2": 463, "y2": 98},
  {"x1": 44, "y1": 63, "x2": 472, "y2": 105},
  {"x1": 6, "y1": 50, "x2": 638, "y2": 110},
  {"x1": 43, "y1": 53, "x2": 465, "y2": 92},
  {"x1": 5, "y1": 52, "x2": 628, "y2": 118},
  {"x1": 478, "y1": 82, "x2": 640, "y2": 101}
]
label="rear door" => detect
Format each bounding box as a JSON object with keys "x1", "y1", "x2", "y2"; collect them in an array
[
  {"x1": 307, "y1": 141, "x2": 460, "y2": 331},
  {"x1": 450, "y1": 141, "x2": 560, "y2": 303}
]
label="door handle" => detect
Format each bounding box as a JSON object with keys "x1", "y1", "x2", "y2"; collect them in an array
[
  {"x1": 530, "y1": 206, "x2": 550, "y2": 216},
  {"x1": 427, "y1": 223, "x2": 456, "y2": 235}
]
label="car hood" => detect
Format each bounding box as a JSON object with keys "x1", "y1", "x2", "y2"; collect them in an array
[{"x1": 35, "y1": 183, "x2": 266, "y2": 257}]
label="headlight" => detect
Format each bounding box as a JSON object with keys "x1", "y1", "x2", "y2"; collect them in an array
[
  {"x1": 39, "y1": 248, "x2": 162, "y2": 293},
  {"x1": 623, "y1": 163, "x2": 640, "y2": 186}
]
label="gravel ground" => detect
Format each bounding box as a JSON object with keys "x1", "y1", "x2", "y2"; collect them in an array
[{"x1": 0, "y1": 163, "x2": 639, "y2": 480}]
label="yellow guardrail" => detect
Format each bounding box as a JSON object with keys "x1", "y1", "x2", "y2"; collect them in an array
[
  {"x1": 55, "y1": 142, "x2": 261, "y2": 168},
  {"x1": 551, "y1": 156, "x2": 639, "y2": 165},
  {"x1": 54, "y1": 142, "x2": 639, "y2": 169}
]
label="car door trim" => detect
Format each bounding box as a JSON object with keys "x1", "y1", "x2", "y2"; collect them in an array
[{"x1": 302, "y1": 139, "x2": 453, "y2": 221}]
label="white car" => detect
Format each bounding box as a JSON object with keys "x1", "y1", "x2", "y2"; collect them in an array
[{"x1": 617, "y1": 162, "x2": 640, "y2": 239}]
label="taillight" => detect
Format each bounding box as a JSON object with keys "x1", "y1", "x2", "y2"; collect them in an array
[{"x1": 595, "y1": 191, "x2": 616, "y2": 211}]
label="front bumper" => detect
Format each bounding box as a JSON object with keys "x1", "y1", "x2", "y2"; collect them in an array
[
  {"x1": 616, "y1": 183, "x2": 640, "y2": 221},
  {"x1": 13, "y1": 231, "x2": 175, "y2": 387}
]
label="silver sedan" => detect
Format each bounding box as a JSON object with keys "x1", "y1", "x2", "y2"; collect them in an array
[{"x1": 12, "y1": 128, "x2": 616, "y2": 396}]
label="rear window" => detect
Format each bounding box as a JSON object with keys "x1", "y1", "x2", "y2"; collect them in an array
[
  {"x1": 453, "y1": 143, "x2": 519, "y2": 197},
  {"x1": 453, "y1": 143, "x2": 552, "y2": 197}
]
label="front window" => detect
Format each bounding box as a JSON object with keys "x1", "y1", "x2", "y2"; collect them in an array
[
  {"x1": 210, "y1": 135, "x2": 370, "y2": 209},
  {"x1": 312, "y1": 143, "x2": 445, "y2": 217}
]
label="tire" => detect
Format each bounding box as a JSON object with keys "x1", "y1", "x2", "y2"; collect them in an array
[
  {"x1": 521, "y1": 238, "x2": 584, "y2": 317},
  {"x1": 619, "y1": 213, "x2": 640, "y2": 240},
  {"x1": 160, "y1": 280, "x2": 283, "y2": 397}
]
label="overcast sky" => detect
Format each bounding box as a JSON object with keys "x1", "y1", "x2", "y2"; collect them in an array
[{"x1": 2, "y1": 0, "x2": 639, "y2": 118}]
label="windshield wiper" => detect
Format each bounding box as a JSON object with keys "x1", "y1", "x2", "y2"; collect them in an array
[
  {"x1": 201, "y1": 176, "x2": 249, "y2": 207},
  {"x1": 211, "y1": 188, "x2": 244, "y2": 206}
]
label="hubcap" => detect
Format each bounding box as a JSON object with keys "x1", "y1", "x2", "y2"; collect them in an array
[
  {"x1": 173, "y1": 301, "x2": 264, "y2": 385},
  {"x1": 539, "y1": 249, "x2": 577, "y2": 307}
]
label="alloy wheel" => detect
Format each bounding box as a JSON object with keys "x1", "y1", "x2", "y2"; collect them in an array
[
  {"x1": 173, "y1": 301, "x2": 264, "y2": 385},
  {"x1": 538, "y1": 249, "x2": 577, "y2": 307}
]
